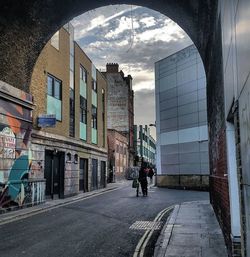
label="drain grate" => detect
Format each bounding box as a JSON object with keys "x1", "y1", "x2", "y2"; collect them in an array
[{"x1": 129, "y1": 221, "x2": 163, "y2": 230}]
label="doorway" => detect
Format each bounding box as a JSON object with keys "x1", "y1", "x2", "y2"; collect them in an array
[
  {"x1": 79, "y1": 158, "x2": 88, "y2": 192},
  {"x1": 44, "y1": 150, "x2": 65, "y2": 199},
  {"x1": 100, "y1": 161, "x2": 106, "y2": 189},
  {"x1": 91, "y1": 159, "x2": 98, "y2": 190}
]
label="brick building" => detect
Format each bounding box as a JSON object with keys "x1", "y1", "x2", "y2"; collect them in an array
[
  {"x1": 30, "y1": 23, "x2": 108, "y2": 199},
  {"x1": 102, "y1": 63, "x2": 135, "y2": 168},
  {"x1": 107, "y1": 129, "x2": 129, "y2": 181}
]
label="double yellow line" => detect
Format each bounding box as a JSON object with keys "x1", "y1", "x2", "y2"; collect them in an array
[{"x1": 133, "y1": 205, "x2": 174, "y2": 257}]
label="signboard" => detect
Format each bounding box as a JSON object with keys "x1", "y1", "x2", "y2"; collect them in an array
[
  {"x1": 0, "y1": 127, "x2": 16, "y2": 159},
  {"x1": 37, "y1": 114, "x2": 56, "y2": 128}
]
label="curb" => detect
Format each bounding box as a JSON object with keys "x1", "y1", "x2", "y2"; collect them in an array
[
  {"x1": 0, "y1": 185, "x2": 119, "y2": 225},
  {"x1": 153, "y1": 205, "x2": 180, "y2": 257}
]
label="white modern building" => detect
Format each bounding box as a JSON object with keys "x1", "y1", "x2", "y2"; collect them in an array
[
  {"x1": 134, "y1": 125, "x2": 156, "y2": 166},
  {"x1": 155, "y1": 45, "x2": 209, "y2": 189}
]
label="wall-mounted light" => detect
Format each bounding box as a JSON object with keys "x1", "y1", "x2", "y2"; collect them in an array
[
  {"x1": 74, "y1": 154, "x2": 78, "y2": 164},
  {"x1": 66, "y1": 152, "x2": 72, "y2": 162}
]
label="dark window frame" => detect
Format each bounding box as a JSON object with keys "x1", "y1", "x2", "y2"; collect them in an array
[
  {"x1": 80, "y1": 65, "x2": 87, "y2": 83},
  {"x1": 91, "y1": 105, "x2": 97, "y2": 129},
  {"x1": 47, "y1": 74, "x2": 62, "y2": 100},
  {"x1": 92, "y1": 79, "x2": 97, "y2": 92},
  {"x1": 80, "y1": 96, "x2": 87, "y2": 124}
]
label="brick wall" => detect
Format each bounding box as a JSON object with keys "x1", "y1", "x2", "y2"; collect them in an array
[
  {"x1": 206, "y1": 3, "x2": 232, "y2": 253},
  {"x1": 107, "y1": 129, "x2": 129, "y2": 178}
]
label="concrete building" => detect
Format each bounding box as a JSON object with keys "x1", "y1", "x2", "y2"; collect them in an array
[
  {"x1": 30, "y1": 24, "x2": 108, "y2": 199},
  {"x1": 107, "y1": 129, "x2": 129, "y2": 181},
  {"x1": 155, "y1": 45, "x2": 209, "y2": 190},
  {"x1": 102, "y1": 64, "x2": 134, "y2": 168},
  {"x1": 134, "y1": 125, "x2": 156, "y2": 167}
]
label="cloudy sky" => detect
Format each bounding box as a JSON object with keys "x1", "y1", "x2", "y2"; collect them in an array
[{"x1": 71, "y1": 5, "x2": 192, "y2": 138}]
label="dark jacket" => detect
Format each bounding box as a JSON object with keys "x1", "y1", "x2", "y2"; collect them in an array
[{"x1": 139, "y1": 167, "x2": 147, "y2": 183}]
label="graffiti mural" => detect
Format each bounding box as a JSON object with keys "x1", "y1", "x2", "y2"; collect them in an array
[{"x1": 0, "y1": 83, "x2": 45, "y2": 210}]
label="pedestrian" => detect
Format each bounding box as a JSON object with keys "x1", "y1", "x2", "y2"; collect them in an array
[
  {"x1": 109, "y1": 169, "x2": 113, "y2": 183},
  {"x1": 148, "y1": 166, "x2": 154, "y2": 184},
  {"x1": 138, "y1": 162, "x2": 148, "y2": 196}
]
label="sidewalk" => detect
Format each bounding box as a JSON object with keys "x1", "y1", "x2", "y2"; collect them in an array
[
  {"x1": 0, "y1": 181, "x2": 125, "y2": 225},
  {"x1": 154, "y1": 200, "x2": 228, "y2": 257}
]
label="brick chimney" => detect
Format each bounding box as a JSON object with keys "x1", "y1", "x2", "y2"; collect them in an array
[{"x1": 106, "y1": 63, "x2": 119, "y2": 73}]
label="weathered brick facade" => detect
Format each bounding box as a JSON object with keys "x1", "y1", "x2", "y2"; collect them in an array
[
  {"x1": 102, "y1": 63, "x2": 134, "y2": 167},
  {"x1": 107, "y1": 129, "x2": 129, "y2": 180}
]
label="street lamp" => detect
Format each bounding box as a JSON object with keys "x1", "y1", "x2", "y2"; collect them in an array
[{"x1": 149, "y1": 122, "x2": 156, "y2": 127}]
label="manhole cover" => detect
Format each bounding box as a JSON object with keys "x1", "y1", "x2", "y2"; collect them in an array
[{"x1": 129, "y1": 221, "x2": 162, "y2": 230}]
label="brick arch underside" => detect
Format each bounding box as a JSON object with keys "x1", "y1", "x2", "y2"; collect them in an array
[{"x1": 0, "y1": 0, "x2": 214, "y2": 92}]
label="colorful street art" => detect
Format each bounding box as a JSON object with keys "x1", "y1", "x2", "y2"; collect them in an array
[{"x1": 0, "y1": 83, "x2": 45, "y2": 210}]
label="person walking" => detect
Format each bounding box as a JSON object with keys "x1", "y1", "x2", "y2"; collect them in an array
[
  {"x1": 148, "y1": 166, "x2": 154, "y2": 184},
  {"x1": 138, "y1": 162, "x2": 148, "y2": 196}
]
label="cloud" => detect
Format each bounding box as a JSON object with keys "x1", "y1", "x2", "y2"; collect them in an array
[
  {"x1": 72, "y1": 5, "x2": 141, "y2": 40},
  {"x1": 140, "y1": 17, "x2": 156, "y2": 28},
  {"x1": 70, "y1": 5, "x2": 195, "y2": 135},
  {"x1": 105, "y1": 16, "x2": 140, "y2": 39}
]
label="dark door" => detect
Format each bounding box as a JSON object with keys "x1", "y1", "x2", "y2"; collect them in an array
[
  {"x1": 44, "y1": 150, "x2": 65, "y2": 199},
  {"x1": 100, "y1": 161, "x2": 106, "y2": 188},
  {"x1": 91, "y1": 159, "x2": 98, "y2": 190},
  {"x1": 45, "y1": 152, "x2": 53, "y2": 197},
  {"x1": 79, "y1": 158, "x2": 88, "y2": 192}
]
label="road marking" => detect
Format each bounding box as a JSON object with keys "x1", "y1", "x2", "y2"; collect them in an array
[
  {"x1": 129, "y1": 221, "x2": 162, "y2": 230},
  {"x1": 0, "y1": 187, "x2": 122, "y2": 226},
  {"x1": 133, "y1": 205, "x2": 174, "y2": 257}
]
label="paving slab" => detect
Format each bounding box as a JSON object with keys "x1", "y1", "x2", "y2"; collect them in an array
[{"x1": 154, "y1": 200, "x2": 228, "y2": 257}]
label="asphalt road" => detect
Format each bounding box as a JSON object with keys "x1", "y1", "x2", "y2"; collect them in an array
[{"x1": 0, "y1": 183, "x2": 208, "y2": 257}]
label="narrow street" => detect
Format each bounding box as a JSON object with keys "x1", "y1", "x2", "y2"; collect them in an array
[{"x1": 0, "y1": 183, "x2": 208, "y2": 257}]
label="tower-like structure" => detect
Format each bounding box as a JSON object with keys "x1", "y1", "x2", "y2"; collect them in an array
[{"x1": 102, "y1": 63, "x2": 134, "y2": 168}]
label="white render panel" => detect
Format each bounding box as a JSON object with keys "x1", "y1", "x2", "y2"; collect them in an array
[
  {"x1": 159, "y1": 125, "x2": 208, "y2": 146},
  {"x1": 159, "y1": 73, "x2": 176, "y2": 92},
  {"x1": 155, "y1": 45, "x2": 208, "y2": 176},
  {"x1": 160, "y1": 131, "x2": 178, "y2": 145}
]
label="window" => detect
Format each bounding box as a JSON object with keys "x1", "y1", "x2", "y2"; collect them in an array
[
  {"x1": 80, "y1": 66, "x2": 87, "y2": 83},
  {"x1": 80, "y1": 96, "x2": 87, "y2": 124},
  {"x1": 69, "y1": 88, "x2": 75, "y2": 137},
  {"x1": 47, "y1": 76, "x2": 53, "y2": 95},
  {"x1": 92, "y1": 79, "x2": 97, "y2": 92},
  {"x1": 47, "y1": 74, "x2": 62, "y2": 121},
  {"x1": 91, "y1": 105, "x2": 97, "y2": 129},
  {"x1": 102, "y1": 89, "x2": 105, "y2": 110},
  {"x1": 102, "y1": 89, "x2": 105, "y2": 147},
  {"x1": 47, "y1": 75, "x2": 62, "y2": 100}
]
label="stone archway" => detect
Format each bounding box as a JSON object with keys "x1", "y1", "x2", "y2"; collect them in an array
[
  {"x1": 0, "y1": 0, "x2": 216, "y2": 92},
  {"x1": 0, "y1": 0, "x2": 233, "y2": 254}
]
